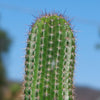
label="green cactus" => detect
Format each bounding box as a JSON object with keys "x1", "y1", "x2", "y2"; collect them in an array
[{"x1": 24, "y1": 13, "x2": 76, "y2": 100}]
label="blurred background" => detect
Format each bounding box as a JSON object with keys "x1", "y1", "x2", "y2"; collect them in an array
[{"x1": 0, "y1": 0, "x2": 100, "y2": 100}]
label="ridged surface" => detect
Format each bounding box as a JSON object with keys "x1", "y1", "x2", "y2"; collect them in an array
[{"x1": 24, "y1": 15, "x2": 76, "y2": 100}]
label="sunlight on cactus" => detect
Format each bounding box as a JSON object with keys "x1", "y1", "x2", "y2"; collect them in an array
[{"x1": 24, "y1": 12, "x2": 76, "y2": 100}]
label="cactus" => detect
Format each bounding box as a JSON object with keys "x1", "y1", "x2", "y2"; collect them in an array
[{"x1": 24, "y1": 13, "x2": 76, "y2": 100}]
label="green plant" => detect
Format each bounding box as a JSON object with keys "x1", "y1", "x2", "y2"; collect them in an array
[
  {"x1": 24, "y1": 13, "x2": 76, "y2": 100},
  {"x1": 9, "y1": 83, "x2": 21, "y2": 95}
]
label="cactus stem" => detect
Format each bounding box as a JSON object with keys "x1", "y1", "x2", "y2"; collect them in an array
[{"x1": 24, "y1": 13, "x2": 76, "y2": 100}]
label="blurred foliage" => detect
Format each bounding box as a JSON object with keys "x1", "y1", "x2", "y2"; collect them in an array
[
  {"x1": 95, "y1": 27, "x2": 100, "y2": 50},
  {"x1": 6, "y1": 83, "x2": 23, "y2": 100},
  {"x1": 9, "y1": 83, "x2": 21, "y2": 95},
  {"x1": 95, "y1": 43, "x2": 100, "y2": 49},
  {"x1": 0, "y1": 59, "x2": 6, "y2": 85},
  {"x1": 0, "y1": 28, "x2": 12, "y2": 100},
  {"x1": 0, "y1": 28, "x2": 11, "y2": 85},
  {"x1": 0, "y1": 29, "x2": 11, "y2": 53},
  {"x1": 0, "y1": 27, "x2": 23, "y2": 100}
]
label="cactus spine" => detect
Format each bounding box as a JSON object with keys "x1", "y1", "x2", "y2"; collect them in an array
[{"x1": 24, "y1": 13, "x2": 76, "y2": 100}]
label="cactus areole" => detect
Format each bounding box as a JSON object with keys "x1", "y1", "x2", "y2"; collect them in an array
[{"x1": 24, "y1": 13, "x2": 76, "y2": 100}]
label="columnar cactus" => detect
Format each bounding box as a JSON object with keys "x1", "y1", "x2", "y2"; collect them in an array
[{"x1": 24, "y1": 13, "x2": 76, "y2": 100}]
